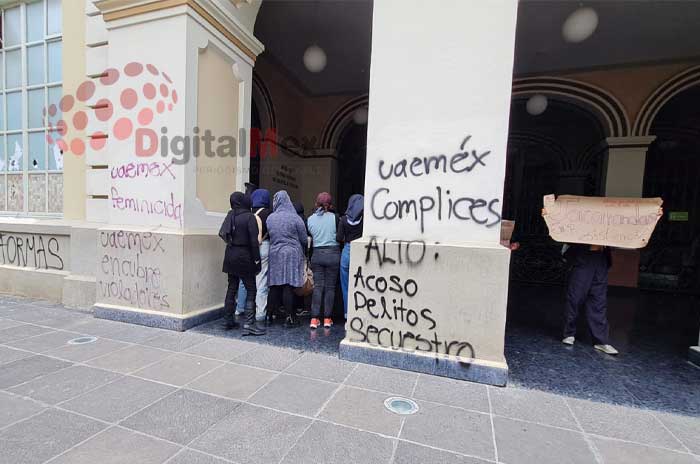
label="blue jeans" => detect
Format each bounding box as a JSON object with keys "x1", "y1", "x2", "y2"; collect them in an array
[
  {"x1": 340, "y1": 242, "x2": 351, "y2": 317},
  {"x1": 235, "y1": 240, "x2": 270, "y2": 322}
]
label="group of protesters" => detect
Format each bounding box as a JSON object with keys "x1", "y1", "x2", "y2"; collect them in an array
[{"x1": 219, "y1": 183, "x2": 363, "y2": 336}]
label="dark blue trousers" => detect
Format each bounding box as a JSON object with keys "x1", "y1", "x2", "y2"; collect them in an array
[{"x1": 564, "y1": 251, "x2": 610, "y2": 345}]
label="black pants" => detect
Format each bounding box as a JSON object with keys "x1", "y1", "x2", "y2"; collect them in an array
[
  {"x1": 311, "y1": 247, "x2": 340, "y2": 318},
  {"x1": 268, "y1": 284, "x2": 295, "y2": 317},
  {"x1": 564, "y1": 251, "x2": 610, "y2": 345},
  {"x1": 224, "y1": 274, "x2": 256, "y2": 318}
]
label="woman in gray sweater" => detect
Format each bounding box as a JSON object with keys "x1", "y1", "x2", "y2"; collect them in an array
[{"x1": 266, "y1": 190, "x2": 307, "y2": 327}]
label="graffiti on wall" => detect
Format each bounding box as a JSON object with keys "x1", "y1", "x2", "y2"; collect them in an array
[
  {"x1": 97, "y1": 230, "x2": 170, "y2": 310},
  {"x1": 347, "y1": 236, "x2": 474, "y2": 359},
  {"x1": 0, "y1": 232, "x2": 65, "y2": 270},
  {"x1": 369, "y1": 135, "x2": 501, "y2": 233}
]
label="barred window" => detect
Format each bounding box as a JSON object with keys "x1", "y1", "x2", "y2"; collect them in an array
[{"x1": 0, "y1": 0, "x2": 63, "y2": 215}]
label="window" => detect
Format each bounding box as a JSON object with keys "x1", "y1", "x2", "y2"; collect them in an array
[{"x1": 0, "y1": 0, "x2": 63, "y2": 215}]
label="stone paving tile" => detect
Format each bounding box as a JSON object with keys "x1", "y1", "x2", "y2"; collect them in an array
[
  {"x1": 49, "y1": 426, "x2": 182, "y2": 464},
  {"x1": 233, "y1": 344, "x2": 304, "y2": 371},
  {"x1": 493, "y1": 416, "x2": 596, "y2": 464},
  {"x1": 655, "y1": 411, "x2": 700, "y2": 455},
  {"x1": 142, "y1": 331, "x2": 210, "y2": 352},
  {"x1": 345, "y1": 363, "x2": 418, "y2": 396},
  {"x1": 121, "y1": 389, "x2": 239, "y2": 445},
  {"x1": 187, "y1": 363, "x2": 277, "y2": 400},
  {"x1": 184, "y1": 336, "x2": 259, "y2": 361},
  {"x1": 281, "y1": 420, "x2": 395, "y2": 464},
  {"x1": 0, "y1": 324, "x2": 54, "y2": 343},
  {"x1": 412, "y1": 374, "x2": 489, "y2": 413},
  {"x1": 57, "y1": 318, "x2": 141, "y2": 338},
  {"x1": 6, "y1": 329, "x2": 82, "y2": 353},
  {"x1": 284, "y1": 352, "x2": 357, "y2": 383},
  {"x1": 88, "y1": 323, "x2": 166, "y2": 344},
  {"x1": 0, "y1": 317, "x2": 24, "y2": 330},
  {"x1": 319, "y1": 386, "x2": 404, "y2": 436},
  {"x1": 392, "y1": 442, "x2": 489, "y2": 464},
  {"x1": 249, "y1": 373, "x2": 338, "y2": 416},
  {"x1": 61, "y1": 376, "x2": 176, "y2": 422},
  {"x1": 568, "y1": 397, "x2": 686, "y2": 451},
  {"x1": 190, "y1": 403, "x2": 311, "y2": 464},
  {"x1": 489, "y1": 386, "x2": 579, "y2": 430},
  {"x1": 0, "y1": 391, "x2": 46, "y2": 429},
  {"x1": 133, "y1": 353, "x2": 223, "y2": 386},
  {"x1": 401, "y1": 401, "x2": 494, "y2": 461},
  {"x1": 0, "y1": 304, "x2": 57, "y2": 323},
  {"x1": 85, "y1": 344, "x2": 173, "y2": 374},
  {"x1": 0, "y1": 345, "x2": 33, "y2": 365},
  {"x1": 0, "y1": 355, "x2": 72, "y2": 389},
  {"x1": 591, "y1": 436, "x2": 698, "y2": 464},
  {"x1": 9, "y1": 365, "x2": 122, "y2": 405},
  {"x1": 45, "y1": 337, "x2": 130, "y2": 362},
  {"x1": 0, "y1": 408, "x2": 107, "y2": 464},
  {"x1": 167, "y1": 449, "x2": 231, "y2": 464}
]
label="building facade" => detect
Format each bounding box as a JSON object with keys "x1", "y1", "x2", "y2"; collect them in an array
[{"x1": 0, "y1": 0, "x2": 698, "y2": 384}]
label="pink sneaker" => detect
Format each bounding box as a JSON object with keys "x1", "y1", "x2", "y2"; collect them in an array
[{"x1": 310, "y1": 318, "x2": 320, "y2": 329}]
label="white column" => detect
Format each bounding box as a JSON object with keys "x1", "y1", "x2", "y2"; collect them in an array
[
  {"x1": 605, "y1": 136, "x2": 656, "y2": 197},
  {"x1": 604, "y1": 136, "x2": 656, "y2": 288},
  {"x1": 91, "y1": 0, "x2": 263, "y2": 330},
  {"x1": 339, "y1": 0, "x2": 518, "y2": 385}
]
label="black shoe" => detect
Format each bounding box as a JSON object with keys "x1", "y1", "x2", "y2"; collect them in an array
[
  {"x1": 283, "y1": 316, "x2": 300, "y2": 328},
  {"x1": 221, "y1": 314, "x2": 240, "y2": 330},
  {"x1": 242, "y1": 324, "x2": 266, "y2": 336},
  {"x1": 223, "y1": 320, "x2": 240, "y2": 330}
]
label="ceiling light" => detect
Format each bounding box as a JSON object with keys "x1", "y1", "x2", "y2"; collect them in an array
[
  {"x1": 526, "y1": 94, "x2": 548, "y2": 116},
  {"x1": 562, "y1": 7, "x2": 599, "y2": 43},
  {"x1": 303, "y1": 45, "x2": 327, "y2": 73},
  {"x1": 353, "y1": 107, "x2": 368, "y2": 125}
]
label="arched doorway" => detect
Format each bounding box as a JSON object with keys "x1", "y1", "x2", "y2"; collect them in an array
[
  {"x1": 505, "y1": 96, "x2": 608, "y2": 286},
  {"x1": 642, "y1": 84, "x2": 700, "y2": 291},
  {"x1": 335, "y1": 122, "x2": 367, "y2": 212}
]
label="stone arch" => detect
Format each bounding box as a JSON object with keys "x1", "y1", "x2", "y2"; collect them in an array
[
  {"x1": 252, "y1": 72, "x2": 277, "y2": 131},
  {"x1": 512, "y1": 76, "x2": 630, "y2": 137},
  {"x1": 320, "y1": 95, "x2": 369, "y2": 149},
  {"x1": 634, "y1": 64, "x2": 700, "y2": 136}
]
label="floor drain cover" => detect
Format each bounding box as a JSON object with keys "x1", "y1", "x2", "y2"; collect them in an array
[
  {"x1": 67, "y1": 336, "x2": 98, "y2": 345},
  {"x1": 384, "y1": 397, "x2": 419, "y2": 415}
]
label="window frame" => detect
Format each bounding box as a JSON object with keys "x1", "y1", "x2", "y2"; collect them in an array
[{"x1": 0, "y1": 0, "x2": 63, "y2": 217}]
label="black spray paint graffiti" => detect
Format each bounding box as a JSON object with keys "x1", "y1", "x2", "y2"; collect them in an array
[
  {"x1": 0, "y1": 233, "x2": 64, "y2": 270},
  {"x1": 98, "y1": 231, "x2": 169, "y2": 310},
  {"x1": 348, "y1": 238, "x2": 475, "y2": 359},
  {"x1": 370, "y1": 135, "x2": 502, "y2": 233}
]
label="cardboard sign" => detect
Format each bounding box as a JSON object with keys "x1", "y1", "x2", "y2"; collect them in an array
[{"x1": 543, "y1": 195, "x2": 662, "y2": 249}]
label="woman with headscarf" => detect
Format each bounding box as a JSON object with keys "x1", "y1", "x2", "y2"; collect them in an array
[
  {"x1": 307, "y1": 192, "x2": 340, "y2": 329},
  {"x1": 337, "y1": 194, "x2": 364, "y2": 317},
  {"x1": 266, "y1": 190, "x2": 308, "y2": 327},
  {"x1": 219, "y1": 192, "x2": 264, "y2": 336}
]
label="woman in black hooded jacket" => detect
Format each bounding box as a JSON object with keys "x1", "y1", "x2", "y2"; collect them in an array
[{"x1": 220, "y1": 192, "x2": 265, "y2": 336}]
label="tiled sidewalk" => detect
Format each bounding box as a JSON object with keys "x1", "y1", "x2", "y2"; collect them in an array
[{"x1": 0, "y1": 295, "x2": 698, "y2": 464}]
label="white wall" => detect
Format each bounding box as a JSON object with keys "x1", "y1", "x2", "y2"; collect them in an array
[{"x1": 363, "y1": 0, "x2": 518, "y2": 245}]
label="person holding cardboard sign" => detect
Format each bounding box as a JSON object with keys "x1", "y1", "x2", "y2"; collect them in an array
[{"x1": 542, "y1": 202, "x2": 663, "y2": 356}]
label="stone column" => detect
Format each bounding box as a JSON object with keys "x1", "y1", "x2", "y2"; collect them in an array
[
  {"x1": 605, "y1": 136, "x2": 656, "y2": 198},
  {"x1": 339, "y1": 0, "x2": 518, "y2": 386},
  {"x1": 604, "y1": 136, "x2": 656, "y2": 288},
  {"x1": 91, "y1": 0, "x2": 263, "y2": 329}
]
